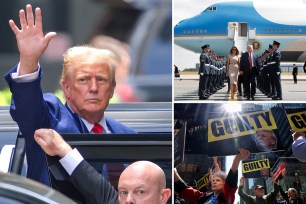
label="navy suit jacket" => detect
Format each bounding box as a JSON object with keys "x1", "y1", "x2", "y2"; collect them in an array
[
  {"x1": 240, "y1": 52, "x2": 260, "y2": 76},
  {"x1": 4, "y1": 66, "x2": 136, "y2": 186}
]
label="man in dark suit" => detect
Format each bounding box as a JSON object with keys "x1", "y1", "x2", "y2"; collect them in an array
[
  {"x1": 4, "y1": 4, "x2": 135, "y2": 186},
  {"x1": 239, "y1": 45, "x2": 260, "y2": 100},
  {"x1": 34, "y1": 129, "x2": 172, "y2": 204}
]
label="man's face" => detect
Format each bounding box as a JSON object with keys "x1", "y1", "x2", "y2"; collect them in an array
[
  {"x1": 247, "y1": 46, "x2": 253, "y2": 53},
  {"x1": 62, "y1": 62, "x2": 114, "y2": 120},
  {"x1": 118, "y1": 169, "x2": 165, "y2": 204},
  {"x1": 211, "y1": 176, "x2": 225, "y2": 192},
  {"x1": 254, "y1": 188, "x2": 265, "y2": 197},
  {"x1": 288, "y1": 190, "x2": 296, "y2": 198},
  {"x1": 255, "y1": 130, "x2": 277, "y2": 151}
]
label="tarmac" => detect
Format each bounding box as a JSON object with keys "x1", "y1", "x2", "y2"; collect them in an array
[{"x1": 174, "y1": 73, "x2": 306, "y2": 101}]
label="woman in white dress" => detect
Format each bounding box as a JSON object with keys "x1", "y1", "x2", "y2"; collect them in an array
[{"x1": 226, "y1": 46, "x2": 240, "y2": 99}]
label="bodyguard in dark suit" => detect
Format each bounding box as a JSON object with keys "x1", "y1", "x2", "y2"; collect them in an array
[
  {"x1": 271, "y1": 40, "x2": 282, "y2": 100},
  {"x1": 4, "y1": 5, "x2": 135, "y2": 186},
  {"x1": 239, "y1": 45, "x2": 260, "y2": 100},
  {"x1": 34, "y1": 129, "x2": 172, "y2": 204}
]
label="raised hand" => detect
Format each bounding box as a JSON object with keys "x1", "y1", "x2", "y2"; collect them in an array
[
  {"x1": 291, "y1": 129, "x2": 306, "y2": 141},
  {"x1": 239, "y1": 176, "x2": 245, "y2": 186},
  {"x1": 237, "y1": 148, "x2": 251, "y2": 160},
  {"x1": 9, "y1": 4, "x2": 57, "y2": 75},
  {"x1": 34, "y1": 129, "x2": 72, "y2": 158}
]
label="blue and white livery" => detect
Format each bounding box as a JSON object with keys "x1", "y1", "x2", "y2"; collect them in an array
[{"x1": 174, "y1": 0, "x2": 306, "y2": 61}]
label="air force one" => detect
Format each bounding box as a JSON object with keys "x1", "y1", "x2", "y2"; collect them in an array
[{"x1": 174, "y1": 0, "x2": 306, "y2": 62}]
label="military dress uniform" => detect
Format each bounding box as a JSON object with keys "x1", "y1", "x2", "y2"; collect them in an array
[
  {"x1": 271, "y1": 41, "x2": 282, "y2": 100},
  {"x1": 198, "y1": 45, "x2": 211, "y2": 99}
]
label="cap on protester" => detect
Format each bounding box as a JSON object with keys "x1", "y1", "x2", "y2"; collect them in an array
[
  {"x1": 254, "y1": 185, "x2": 265, "y2": 190},
  {"x1": 273, "y1": 41, "x2": 280, "y2": 46},
  {"x1": 201, "y1": 44, "x2": 210, "y2": 49}
]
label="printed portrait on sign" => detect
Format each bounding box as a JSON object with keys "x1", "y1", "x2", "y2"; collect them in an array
[{"x1": 252, "y1": 129, "x2": 277, "y2": 152}]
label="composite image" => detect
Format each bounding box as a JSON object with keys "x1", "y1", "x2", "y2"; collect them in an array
[{"x1": 0, "y1": 0, "x2": 305, "y2": 204}]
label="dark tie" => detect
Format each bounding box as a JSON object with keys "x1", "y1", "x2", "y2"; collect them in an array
[
  {"x1": 92, "y1": 123, "x2": 103, "y2": 134},
  {"x1": 249, "y1": 53, "x2": 253, "y2": 70}
]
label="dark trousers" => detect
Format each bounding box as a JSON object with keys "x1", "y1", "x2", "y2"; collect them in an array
[
  {"x1": 293, "y1": 74, "x2": 297, "y2": 83},
  {"x1": 238, "y1": 74, "x2": 243, "y2": 94},
  {"x1": 269, "y1": 75, "x2": 275, "y2": 96},
  {"x1": 271, "y1": 71, "x2": 282, "y2": 97},
  {"x1": 243, "y1": 73, "x2": 256, "y2": 98},
  {"x1": 199, "y1": 74, "x2": 209, "y2": 97}
]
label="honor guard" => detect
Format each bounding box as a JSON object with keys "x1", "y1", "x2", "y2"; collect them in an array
[
  {"x1": 198, "y1": 44, "x2": 211, "y2": 99},
  {"x1": 270, "y1": 41, "x2": 282, "y2": 100}
]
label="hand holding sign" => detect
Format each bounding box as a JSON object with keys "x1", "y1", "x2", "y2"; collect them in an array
[
  {"x1": 239, "y1": 176, "x2": 245, "y2": 187},
  {"x1": 291, "y1": 129, "x2": 306, "y2": 141},
  {"x1": 237, "y1": 148, "x2": 251, "y2": 161}
]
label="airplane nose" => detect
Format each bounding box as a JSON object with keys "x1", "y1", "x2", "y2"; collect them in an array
[{"x1": 174, "y1": 18, "x2": 190, "y2": 36}]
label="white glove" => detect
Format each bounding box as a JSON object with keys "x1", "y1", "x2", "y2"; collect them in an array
[
  {"x1": 277, "y1": 72, "x2": 280, "y2": 75},
  {"x1": 200, "y1": 73, "x2": 204, "y2": 76}
]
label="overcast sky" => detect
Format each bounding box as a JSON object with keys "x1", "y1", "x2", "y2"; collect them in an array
[{"x1": 173, "y1": 0, "x2": 252, "y2": 70}]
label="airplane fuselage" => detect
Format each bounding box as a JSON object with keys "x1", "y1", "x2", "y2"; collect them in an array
[{"x1": 174, "y1": 0, "x2": 306, "y2": 62}]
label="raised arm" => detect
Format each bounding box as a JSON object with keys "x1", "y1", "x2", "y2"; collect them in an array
[
  {"x1": 238, "y1": 176, "x2": 253, "y2": 203},
  {"x1": 231, "y1": 148, "x2": 250, "y2": 174},
  {"x1": 9, "y1": 4, "x2": 56, "y2": 74}
]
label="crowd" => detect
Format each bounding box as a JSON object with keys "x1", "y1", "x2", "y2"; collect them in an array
[{"x1": 174, "y1": 130, "x2": 306, "y2": 204}]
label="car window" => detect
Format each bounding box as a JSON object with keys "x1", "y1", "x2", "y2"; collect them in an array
[{"x1": 0, "y1": 196, "x2": 25, "y2": 204}]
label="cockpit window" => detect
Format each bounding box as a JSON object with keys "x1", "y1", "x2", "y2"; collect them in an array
[{"x1": 203, "y1": 6, "x2": 217, "y2": 12}]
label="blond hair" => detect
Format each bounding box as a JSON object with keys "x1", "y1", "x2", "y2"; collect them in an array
[{"x1": 61, "y1": 45, "x2": 117, "y2": 87}]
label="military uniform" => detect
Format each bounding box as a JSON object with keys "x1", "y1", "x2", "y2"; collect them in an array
[
  {"x1": 271, "y1": 41, "x2": 282, "y2": 100},
  {"x1": 198, "y1": 44, "x2": 211, "y2": 99}
]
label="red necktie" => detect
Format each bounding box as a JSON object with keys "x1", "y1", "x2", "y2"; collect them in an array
[
  {"x1": 92, "y1": 123, "x2": 103, "y2": 133},
  {"x1": 249, "y1": 53, "x2": 253, "y2": 70}
]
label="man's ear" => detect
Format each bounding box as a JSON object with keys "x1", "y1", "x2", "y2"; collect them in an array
[
  {"x1": 61, "y1": 80, "x2": 70, "y2": 100},
  {"x1": 160, "y1": 188, "x2": 171, "y2": 204}
]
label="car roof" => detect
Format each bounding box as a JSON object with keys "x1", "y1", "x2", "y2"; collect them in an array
[{"x1": 0, "y1": 172, "x2": 76, "y2": 203}]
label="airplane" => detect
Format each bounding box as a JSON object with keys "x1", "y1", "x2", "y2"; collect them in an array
[{"x1": 174, "y1": 0, "x2": 306, "y2": 62}]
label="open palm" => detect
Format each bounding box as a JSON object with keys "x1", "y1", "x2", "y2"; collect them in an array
[{"x1": 9, "y1": 4, "x2": 56, "y2": 73}]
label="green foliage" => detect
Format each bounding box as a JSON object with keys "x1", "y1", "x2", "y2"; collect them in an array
[
  {"x1": 0, "y1": 88, "x2": 67, "y2": 106},
  {"x1": 0, "y1": 88, "x2": 12, "y2": 106},
  {"x1": 54, "y1": 89, "x2": 66, "y2": 104}
]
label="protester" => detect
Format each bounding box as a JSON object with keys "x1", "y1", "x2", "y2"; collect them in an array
[
  {"x1": 174, "y1": 148, "x2": 250, "y2": 204},
  {"x1": 34, "y1": 128, "x2": 171, "y2": 204},
  {"x1": 291, "y1": 130, "x2": 306, "y2": 162},
  {"x1": 274, "y1": 193, "x2": 287, "y2": 204},
  {"x1": 278, "y1": 182, "x2": 304, "y2": 204},
  {"x1": 238, "y1": 176, "x2": 279, "y2": 203},
  {"x1": 4, "y1": 4, "x2": 136, "y2": 186}
]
